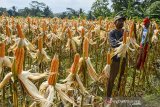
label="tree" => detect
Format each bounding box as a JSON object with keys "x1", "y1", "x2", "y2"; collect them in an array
[
  {"x1": 18, "y1": 7, "x2": 31, "y2": 17},
  {"x1": 12, "y1": 6, "x2": 17, "y2": 16},
  {"x1": 65, "y1": 8, "x2": 86, "y2": 19},
  {"x1": 87, "y1": 11, "x2": 95, "y2": 20},
  {"x1": 43, "y1": 6, "x2": 53, "y2": 17},
  {"x1": 66, "y1": 8, "x2": 79, "y2": 18},
  {"x1": 111, "y1": 0, "x2": 159, "y2": 18},
  {"x1": 0, "y1": 8, "x2": 7, "y2": 15},
  {"x1": 146, "y1": 1, "x2": 160, "y2": 18},
  {"x1": 59, "y1": 12, "x2": 68, "y2": 19},
  {"x1": 7, "y1": 9, "x2": 14, "y2": 16},
  {"x1": 7, "y1": 6, "x2": 18, "y2": 16},
  {"x1": 122, "y1": 0, "x2": 141, "y2": 18},
  {"x1": 91, "y1": 0, "x2": 111, "y2": 18},
  {"x1": 24, "y1": 7, "x2": 31, "y2": 16},
  {"x1": 78, "y1": 8, "x2": 86, "y2": 19},
  {"x1": 29, "y1": 1, "x2": 46, "y2": 17},
  {"x1": 111, "y1": 0, "x2": 141, "y2": 17},
  {"x1": 29, "y1": 1, "x2": 46, "y2": 10}
]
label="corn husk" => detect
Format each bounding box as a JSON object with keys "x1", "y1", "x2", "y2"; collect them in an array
[
  {"x1": 0, "y1": 56, "x2": 12, "y2": 74},
  {"x1": 62, "y1": 53, "x2": 88, "y2": 94},
  {"x1": 152, "y1": 30, "x2": 159, "y2": 43},
  {"x1": 18, "y1": 71, "x2": 50, "y2": 103},
  {"x1": 30, "y1": 49, "x2": 50, "y2": 65},
  {"x1": 66, "y1": 37, "x2": 81, "y2": 53},
  {"x1": 76, "y1": 74, "x2": 89, "y2": 94},
  {"x1": 9, "y1": 38, "x2": 35, "y2": 52},
  {"x1": 41, "y1": 85, "x2": 55, "y2": 107},
  {"x1": 39, "y1": 81, "x2": 77, "y2": 107},
  {"x1": 0, "y1": 72, "x2": 12, "y2": 89},
  {"x1": 55, "y1": 85, "x2": 77, "y2": 106},
  {"x1": 114, "y1": 43, "x2": 128, "y2": 58},
  {"x1": 85, "y1": 58, "x2": 98, "y2": 81},
  {"x1": 128, "y1": 37, "x2": 140, "y2": 49}
]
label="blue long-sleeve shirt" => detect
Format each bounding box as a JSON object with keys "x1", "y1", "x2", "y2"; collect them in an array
[
  {"x1": 109, "y1": 29, "x2": 123, "y2": 48},
  {"x1": 141, "y1": 27, "x2": 148, "y2": 45},
  {"x1": 109, "y1": 29, "x2": 124, "y2": 61}
]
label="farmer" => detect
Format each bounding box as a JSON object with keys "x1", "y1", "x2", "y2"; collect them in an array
[
  {"x1": 136, "y1": 17, "x2": 150, "y2": 70},
  {"x1": 106, "y1": 15, "x2": 127, "y2": 103}
]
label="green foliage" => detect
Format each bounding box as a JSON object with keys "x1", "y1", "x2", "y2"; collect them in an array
[
  {"x1": 111, "y1": 0, "x2": 160, "y2": 18},
  {"x1": 146, "y1": 1, "x2": 160, "y2": 18},
  {"x1": 112, "y1": 0, "x2": 142, "y2": 18},
  {"x1": 43, "y1": 6, "x2": 53, "y2": 17},
  {"x1": 29, "y1": 1, "x2": 46, "y2": 10},
  {"x1": 87, "y1": 11, "x2": 95, "y2": 20},
  {"x1": 91, "y1": 0, "x2": 111, "y2": 18},
  {"x1": 58, "y1": 8, "x2": 86, "y2": 19},
  {"x1": 111, "y1": 0, "x2": 126, "y2": 13},
  {"x1": 0, "y1": 0, "x2": 159, "y2": 19},
  {"x1": 0, "y1": 1, "x2": 53, "y2": 17}
]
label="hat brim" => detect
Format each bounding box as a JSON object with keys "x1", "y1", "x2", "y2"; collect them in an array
[
  {"x1": 114, "y1": 17, "x2": 126, "y2": 22},
  {"x1": 120, "y1": 17, "x2": 126, "y2": 21}
]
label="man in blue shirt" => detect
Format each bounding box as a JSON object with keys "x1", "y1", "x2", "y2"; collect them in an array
[{"x1": 106, "y1": 15, "x2": 127, "y2": 104}]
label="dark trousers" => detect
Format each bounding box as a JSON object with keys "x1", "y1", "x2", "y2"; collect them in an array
[{"x1": 106, "y1": 58, "x2": 126, "y2": 98}]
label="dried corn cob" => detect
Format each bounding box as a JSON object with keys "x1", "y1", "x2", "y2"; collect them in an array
[
  {"x1": 0, "y1": 43, "x2": 5, "y2": 57},
  {"x1": 107, "y1": 53, "x2": 111, "y2": 65},
  {"x1": 15, "y1": 47, "x2": 24, "y2": 74},
  {"x1": 129, "y1": 22, "x2": 134, "y2": 38},
  {"x1": 67, "y1": 28, "x2": 72, "y2": 39},
  {"x1": 71, "y1": 53, "x2": 80, "y2": 74},
  {"x1": 48, "y1": 55, "x2": 59, "y2": 86},
  {"x1": 6, "y1": 24, "x2": 11, "y2": 37},
  {"x1": 83, "y1": 37, "x2": 89, "y2": 58},
  {"x1": 123, "y1": 31, "x2": 127, "y2": 44},
  {"x1": 16, "y1": 23, "x2": 25, "y2": 39},
  {"x1": 38, "y1": 37, "x2": 43, "y2": 51}
]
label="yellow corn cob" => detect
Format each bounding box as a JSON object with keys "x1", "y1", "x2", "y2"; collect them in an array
[
  {"x1": 129, "y1": 22, "x2": 134, "y2": 38},
  {"x1": 107, "y1": 53, "x2": 111, "y2": 65},
  {"x1": 6, "y1": 24, "x2": 11, "y2": 37},
  {"x1": 48, "y1": 55, "x2": 59, "y2": 86},
  {"x1": 106, "y1": 23, "x2": 109, "y2": 31},
  {"x1": 67, "y1": 28, "x2": 72, "y2": 39},
  {"x1": 123, "y1": 31, "x2": 127, "y2": 44},
  {"x1": 52, "y1": 24, "x2": 57, "y2": 33},
  {"x1": 16, "y1": 23, "x2": 25, "y2": 39},
  {"x1": 83, "y1": 37, "x2": 89, "y2": 58},
  {"x1": 0, "y1": 43, "x2": 5, "y2": 57},
  {"x1": 42, "y1": 21, "x2": 47, "y2": 32},
  {"x1": 38, "y1": 37, "x2": 43, "y2": 51},
  {"x1": 15, "y1": 47, "x2": 24, "y2": 74},
  {"x1": 71, "y1": 53, "x2": 80, "y2": 74},
  {"x1": 81, "y1": 28, "x2": 85, "y2": 37}
]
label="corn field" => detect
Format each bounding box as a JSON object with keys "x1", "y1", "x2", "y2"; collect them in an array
[{"x1": 0, "y1": 16, "x2": 160, "y2": 107}]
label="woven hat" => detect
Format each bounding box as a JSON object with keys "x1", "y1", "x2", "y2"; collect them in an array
[{"x1": 114, "y1": 15, "x2": 126, "y2": 22}]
